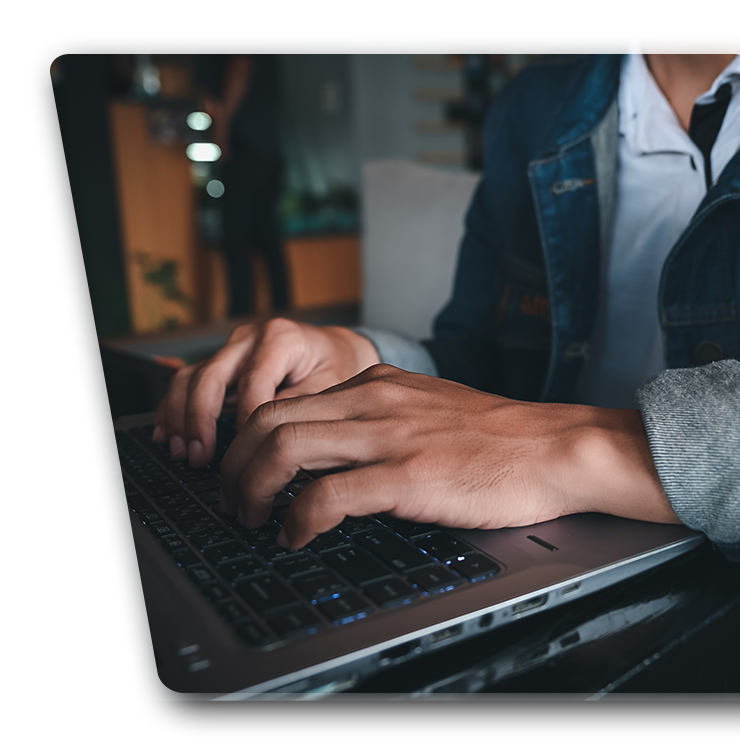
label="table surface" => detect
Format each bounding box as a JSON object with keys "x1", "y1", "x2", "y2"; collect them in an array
[{"x1": 29, "y1": 331, "x2": 740, "y2": 700}]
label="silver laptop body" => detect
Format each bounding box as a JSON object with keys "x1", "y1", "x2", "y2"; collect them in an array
[{"x1": 116, "y1": 411, "x2": 704, "y2": 698}]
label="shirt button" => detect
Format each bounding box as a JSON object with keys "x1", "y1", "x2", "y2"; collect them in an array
[{"x1": 693, "y1": 341, "x2": 724, "y2": 366}]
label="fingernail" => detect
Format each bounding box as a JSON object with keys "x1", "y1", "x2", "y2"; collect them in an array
[
  {"x1": 152, "y1": 425, "x2": 165, "y2": 443},
  {"x1": 188, "y1": 439, "x2": 205, "y2": 466},
  {"x1": 170, "y1": 436, "x2": 186, "y2": 460},
  {"x1": 276, "y1": 529, "x2": 289, "y2": 549}
]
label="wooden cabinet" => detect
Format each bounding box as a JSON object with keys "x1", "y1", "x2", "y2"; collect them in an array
[{"x1": 108, "y1": 100, "x2": 360, "y2": 334}]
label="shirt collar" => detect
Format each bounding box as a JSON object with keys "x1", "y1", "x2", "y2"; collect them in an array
[
  {"x1": 694, "y1": 55, "x2": 740, "y2": 104},
  {"x1": 619, "y1": 54, "x2": 740, "y2": 156}
]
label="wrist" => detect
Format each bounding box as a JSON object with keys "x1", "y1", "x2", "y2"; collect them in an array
[
  {"x1": 566, "y1": 406, "x2": 681, "y2": 524},
  {"x1": 324, "y1": 326, "x2": 380, "y2": 377}
]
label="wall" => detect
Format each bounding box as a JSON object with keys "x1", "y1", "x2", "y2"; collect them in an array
[
  {"x1": 350, "y1": 55, "x2": 466, "y2": 173},
  {"x1": 279, "y1": 54, "x2": 469, "y2": 198}
]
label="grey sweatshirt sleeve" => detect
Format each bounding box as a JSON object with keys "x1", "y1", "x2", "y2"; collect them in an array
[
  {"x1": 351, "y1": 327, "x2": 439, "y2": 377},
  {"x1": 636, "y1": 359, "x2": 740, "y2": 561}
]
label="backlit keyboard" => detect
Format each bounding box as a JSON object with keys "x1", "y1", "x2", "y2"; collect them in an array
[{"x1": 117, "y1": 415, "x2": 501, "y2": 648}]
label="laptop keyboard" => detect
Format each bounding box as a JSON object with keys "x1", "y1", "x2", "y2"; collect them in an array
[{"x1": 117, "y1": 415, "x2": 501, "y2": 648}]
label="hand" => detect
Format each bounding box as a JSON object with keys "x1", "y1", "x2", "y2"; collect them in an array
[
  {"x1": 153, "y1": 318, "x2": 379, "y2": 467},
  {"x1": 219, "y1": 365, "x2": 681, "y2": 549}
]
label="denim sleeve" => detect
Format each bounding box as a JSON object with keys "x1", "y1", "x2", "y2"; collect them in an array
[
  {"x1": 351, "y1": 327, "x2": 439, "y2": 377},
  {"x1": 636, "y1": 359, "x2": 740, "y2": 561}
]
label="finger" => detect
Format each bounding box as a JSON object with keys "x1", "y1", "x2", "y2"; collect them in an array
[
  {"x1": 233, "y1": 320, "x2": 320, "y2": 430},
  {"x1": 221, "y1": 368, "x2": 402, "y2": 523},
  {"x1": 233, "y1": 419, "x2": 383, "y2": 529},
  {"x1": 220, "y1": 389, "x2": 365, "y2": 502},
  {"x1": 161, "y1": 365, "x2": 198, "y2": 459},
  {"x1": 278, "y1": 464, "x2": 403, "y2": 550},
  {"x1": 184, "y1": 337, "x2": 259, "y2": 467}
]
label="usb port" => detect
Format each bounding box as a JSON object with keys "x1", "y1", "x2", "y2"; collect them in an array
[
  {"x1": 511, "y1": 594, "x2": 548, "y2": 616},
  {"x1": 429, "y1": 624, "x2": 463, "y2": 645}
]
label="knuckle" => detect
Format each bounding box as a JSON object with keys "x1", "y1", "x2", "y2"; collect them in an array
[
  {"x1": 250, "y1": 399, "x2": 280, "y2": 433},
  {"x1": 310, "y1": 475, "x2": 346, "y2": 510},
  {"x1": 368, "y1": 365, "x2": 408, "y2": 403},
  {"x1": 363, "y1": 363, "x2": 394, "y2": 381},
  {"x1": 227, "y1": 323, "x2": 253, "y2": 343},
  {"x1": 269, "y1": 422, "x2": 301, "y2": 459},
  {"x1": 265, "y1": 317, "x2": 292, "y2": 333},
  {"x1": 262, "y1": 317, "x2": 296, "y2": 340}
]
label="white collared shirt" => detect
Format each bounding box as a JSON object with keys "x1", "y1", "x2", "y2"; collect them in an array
[{"x1": 575, "y1": 53, "x2": 740, "y2": 408}]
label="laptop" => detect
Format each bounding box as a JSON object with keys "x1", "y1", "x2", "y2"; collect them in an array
[{"x1": 115, "y1": 409, "x2": 704, "y2": 698}]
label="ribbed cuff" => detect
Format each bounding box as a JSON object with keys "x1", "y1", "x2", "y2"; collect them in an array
[
  {"x1": 636, "y1": 360, "x2": 740, "y2": 550},
  {"x1": 351, "y1": 327, "x2": 439, "y2": 377}
]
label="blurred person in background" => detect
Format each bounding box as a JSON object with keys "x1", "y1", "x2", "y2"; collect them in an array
[{"x1": 196, "y1": 54, "x2": 289, "y2": 316}]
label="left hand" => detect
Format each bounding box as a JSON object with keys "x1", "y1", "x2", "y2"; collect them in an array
[{"x1": 219, "y1": 365, "x2": 680, "y2": 549}]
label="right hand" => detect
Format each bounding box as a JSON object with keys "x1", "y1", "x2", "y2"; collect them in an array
[{"x1": 152, "y1": 318, "x2": 379, "y2": 468}]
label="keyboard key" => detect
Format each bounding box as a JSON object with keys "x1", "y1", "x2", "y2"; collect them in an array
[
  {"x1": 268, "y1": 605, "x2": 322, "y2": 639},
  {"x1": 322, "y1": 547, "x2": 393, "y2": 586},
  {"x1": 187, "y1": 479, "x2": 221, "y2": 494},
  {"x1": 163, "y1": 537, "x2": 189, "y2": 555},
  {"x1": 203, "y1": 583, "x2": 233, "y2": 604},
  {"x1": 149, "y1": 491, "x2": 191, "y2": 509},
  {"x1": 307, "y1": 530, "x2": 349, "y2": 553},
  {"x1": 172, "y1": 549, "x2": 201, "y2": 568},
  {"x1": 178, "y1": 515, "x2": 217, "y2": 536},
  {"x1": 203, "y1": 542, "x2": 252, "y2": 566},
  {"x1": 189, "y1": 566, "x2": 216, "y2": 588},
  {"x1": 450, "y1": 554, "x2": 501, "y2": 582},
  {"x1": 377, "y1": 516, "x2": 439, "y2": 539},
  {"x1": 317, "y1": 592, "x2": 371, "y2": 624},
  {"x1": 273, "y1": 553, "x2": 322, "y2": 579},
  {"x1": 191, "y1": 528, "x2": 234, "y2": 549},
  {"x1": 416, "y1": 532, "x2": 476, "y2": 563},
  {"x1": 354, "y1": 530, "x2": 434, "y2": 573},
  {"x1": 139, "y1": 511, "x2": 164, "y2": 526},
  {"x1": 237, "y1": 620, "x2": 273, "y2": 647},
  {"x1": 151, "y1": 524, "x2": 175, "y2": 539},
  {"x1": 407, "y1": 565, "x2": 462, "y2": 593},
  {"x1": 219, "y1": 601, "x2": 251, "y2": 625},
  {"x1": 364, "y1": 578, "x2": 419, "y2": 608},
  {"x1": 292, "y1": 570, "x2": 346, "y2": 602},
  {"x1": 242, "y1": 522, "x2": 280, "y2": 547},
  {"x1": 236, "y1": 576, "x2": 300, "y2": 615},
  {"x1": 218, "y1": 558, "x2": 267, "y2": 583},
  {"x1": 164, "y1": 503, "x2": 203, "y2": 521},
  {"x1": 255, "y1": 542, "x2": 296, "y2": 562},
  {"x1": 336, "y1": 517, "x2": 379, "y2": 536}
]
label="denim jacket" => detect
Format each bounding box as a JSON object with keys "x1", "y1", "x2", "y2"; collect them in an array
[{"x1": 355, "y1": 55, "x2": 740, "y2": 559}]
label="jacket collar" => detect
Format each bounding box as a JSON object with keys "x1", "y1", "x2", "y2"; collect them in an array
[{"x1": 543, "y1": 55, "x2": 623, "y2": 154}]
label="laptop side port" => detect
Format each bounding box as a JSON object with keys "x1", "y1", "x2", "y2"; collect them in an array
[
  {"x1": 379, "y1": 638, "x2": 422, "y2": 666},
  {"x1": 429, "y1": 624, "x2": 463, "y2": 646},
  {"x1": 561, "y1": 581, "x2": 581, "y2": 596},
  {"x1": 511, "y1": 594, "x2": 548, "y2": 616}
]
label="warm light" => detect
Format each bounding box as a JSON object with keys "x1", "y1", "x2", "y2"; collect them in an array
[
  {"x1": 186, "y1": 143, "x2": 221, "y2": 162},
  {"x1": 206, "y1": 179, "x2": 225, "y2": 198},
  {"x1": 187, "y1": 111, "x2": 212, "y2": 131}
]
